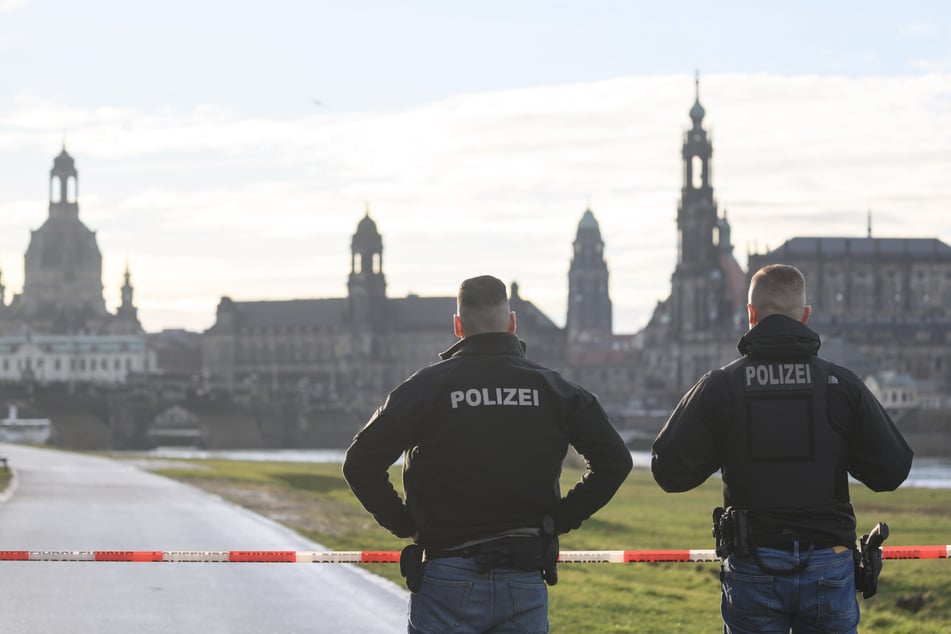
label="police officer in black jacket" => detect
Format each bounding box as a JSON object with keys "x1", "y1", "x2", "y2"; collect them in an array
[
  {"x1": 344, "y1": 275, "x2": 632, "y2": 634},
  {"x1": 652, "y1": 264, "x2": 912, "y2": 634}
]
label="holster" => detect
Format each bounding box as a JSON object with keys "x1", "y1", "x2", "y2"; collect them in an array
[
  {"x1": 399, "y1": 543, "x2": 424, "y2": 593},
  {"x1": 712, "y1": 506, "x2": 809, "y2": 576},
  {"x1": 854, "y1": 522, "x2": 888, "y2": 599},
  {"x1": 712, "y1": 506, "x2": 750, "y2": 559}
]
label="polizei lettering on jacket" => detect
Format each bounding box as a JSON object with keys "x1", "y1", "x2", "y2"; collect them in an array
[
  {"x1": 744, "y1": 363, "x2": 813, "y2": 391},
  {"x1": 449, "y1": 387, "x2": 540, "y2": 409}
]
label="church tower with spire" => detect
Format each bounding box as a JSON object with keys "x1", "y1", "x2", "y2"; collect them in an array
[
  {"x1": 104, "y1": 262, "x2": 144, "y2": 334},
  {"x1": 567, "y1": 207, "x2": 612, "y2": 340},
  {"x1": 669, "y1": 75, "x2": 739, "y2": 339},
  {"x1": 347, "y1": 208, "x2": 387, "y2": 326}
]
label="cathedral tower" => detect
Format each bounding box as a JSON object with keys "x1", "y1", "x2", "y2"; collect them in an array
[
  {"x1": 669, "y1": 75, "x2": 734, "y2": 338},
  {"x1": 347, "y1": 209, "x2": 387, "y2": 325},
  {"x1": 566, "y1": 207, "x2": 612, "y2": 340}
]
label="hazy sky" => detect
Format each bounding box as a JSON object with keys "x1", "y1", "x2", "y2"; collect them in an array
[{"x1": 1, "y1": 1, "x2": 949, "y2": 334}]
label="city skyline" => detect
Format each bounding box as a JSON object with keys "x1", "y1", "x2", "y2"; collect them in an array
[{"x1": 1, "y1": 2, "x2": 949, "y2": 334}]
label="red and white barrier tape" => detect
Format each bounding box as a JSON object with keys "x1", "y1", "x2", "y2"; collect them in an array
[{"x1": 0, "y1": 546, "x2": 948, "y2": 563}]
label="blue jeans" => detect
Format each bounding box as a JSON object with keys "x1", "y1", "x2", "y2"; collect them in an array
[
  {"x1": 407, "y1": 557, "x2": 548, "y2": 634},
  {"x1": 721, "y1": 544, "x2": 859, "y2": 634}
]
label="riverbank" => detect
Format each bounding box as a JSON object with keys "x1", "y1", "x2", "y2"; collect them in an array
[
  {"x1": 147, "y1": 458, "x2": 951, "y2": 633},
  {"x1": 133, "y1": 447, "x2": 951, "y2": 489}
]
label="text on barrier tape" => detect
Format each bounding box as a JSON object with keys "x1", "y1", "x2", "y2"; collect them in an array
[{"x1": 0, "y1": 546, "x2": 947, "y2": 563}]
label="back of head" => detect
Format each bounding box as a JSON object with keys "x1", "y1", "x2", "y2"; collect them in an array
[
  {"x1": 749, "y1": 264, "x2": 807, "y2": 320},
  {"x1": 457, "y1": 275, "x2": 511, "y2": 335}
]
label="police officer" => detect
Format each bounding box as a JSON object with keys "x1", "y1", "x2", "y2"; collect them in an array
[
  {"x1": 651, "y1": 264, "x2": 912, "y2": 634},
  {"x1": 343, "y1": 275, "x2": 632, "y2": 634}
]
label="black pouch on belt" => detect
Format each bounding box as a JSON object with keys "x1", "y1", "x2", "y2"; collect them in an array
[{"x1": 400, "y1": 543, "x2": 424, "y2": 593}]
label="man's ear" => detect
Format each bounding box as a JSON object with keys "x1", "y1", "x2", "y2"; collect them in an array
[
  {"x1": 747, "y1": 304, "x2": 757, "y2": 327},
  {"x1": 508, "y1": 311, "x2": 517, "y2": 334},
  {"x1": 453, "y1": 314, "x2": 464, "y2": 338},
  {"x1": 801, "y1": 305, "x2": 812, "y2": 324}
]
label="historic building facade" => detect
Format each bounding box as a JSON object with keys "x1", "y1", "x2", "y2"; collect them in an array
[
  {"x1": 747, "y1": 235, "x2": 951, "y2": 389},
  {"x1": 4, "y1": 83, "x2": 948, "y2": 448},
  {"x1": 0, "y1": 149, "x2": 154, "y2": 384},
  {"x1": 199, "y1": 80, "x2": 951, "y2": 436},
  {"x1": 566, "y1": 80, "x2": 749, "y2": 412},
  {"x1": 568, "y1": 79, "x2": 951, "y2": 421},
  {"x1": 201, "y1": 212, "x2": 563, "y2": 423}
]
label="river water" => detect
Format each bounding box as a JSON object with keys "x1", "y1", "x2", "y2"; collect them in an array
[{"x1": 140, "y1": 448, "x2": 951, "y2": 490}]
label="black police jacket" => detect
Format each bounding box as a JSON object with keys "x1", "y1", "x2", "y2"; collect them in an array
[
  {"x1": 651, "y1": 314, "x2": 913, "y2": 546},
  {"x1": 343, "y1": 331, "x2": 633, "y2": 549}
]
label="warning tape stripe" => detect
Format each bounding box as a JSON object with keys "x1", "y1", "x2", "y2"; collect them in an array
[{"x1": 0, "y1": 546, "x2": 947, "y2": 563}]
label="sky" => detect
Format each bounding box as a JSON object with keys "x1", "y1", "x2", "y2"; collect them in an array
[{"x1": 1, "y1": 1, "x2": 950, "y2": 334}]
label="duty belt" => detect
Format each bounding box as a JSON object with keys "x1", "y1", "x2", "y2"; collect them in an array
[
  {"x1": 424, "y1": 533, "x2": 558, "y2": 586},
  {"x1": 425, "y1": 536, "x2": 538, "y2": 564},
  {"x1": 399, "y1": 516, "x2": 560, "y2": 591}
]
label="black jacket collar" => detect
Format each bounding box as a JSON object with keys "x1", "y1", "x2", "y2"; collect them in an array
[
  {"x1": 439, "y1": 332, "x2": 527, "y2": 360},
  {"x1": 737, "y1": 314, "x2": 821, "y2": 360}
]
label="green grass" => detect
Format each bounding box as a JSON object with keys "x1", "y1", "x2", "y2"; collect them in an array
[{"x1": 154, "y1": 460, "x2": 951, "y2": 633}]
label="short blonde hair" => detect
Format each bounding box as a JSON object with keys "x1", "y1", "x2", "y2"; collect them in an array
[{"x1": 748, "y1": 264, "x2": 807, "y2": 320}]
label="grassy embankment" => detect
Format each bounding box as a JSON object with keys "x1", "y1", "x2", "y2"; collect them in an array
[{"x1": 154, "y1": 460, "x2": 951, "y2": 633}]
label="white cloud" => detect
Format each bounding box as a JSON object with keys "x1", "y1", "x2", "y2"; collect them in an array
[
  {"x1": 1, "y1": 73, "x2": 950, "y2": 334},
  {"x1": 900, "y1": 22, "x2": 940, "y2": 38},
  {"x1": 0, "y1": 0, "x2": 32, "y2": 13}
]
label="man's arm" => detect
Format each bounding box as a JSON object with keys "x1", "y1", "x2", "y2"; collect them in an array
[
  {"x1": 342, "y1": 386, "x2": 419, "y2": 539},
  {"x1": 832, "y1": 367, "x2": 913, "y2": 492},
  {"x1": 651, "y1": 371, "x2": 723, "y2": 493},
  {"x1": 555, "y1": 390, "x2": 633, "y2": 535}
]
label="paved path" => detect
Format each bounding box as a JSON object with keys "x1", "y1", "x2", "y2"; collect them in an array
[{"x1": 0, "y1": 443, "x2": 408, "y2": 633}]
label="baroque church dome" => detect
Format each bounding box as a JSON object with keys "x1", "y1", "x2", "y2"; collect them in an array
[{"x1": 9, "y1": 149, "x2": 109, "y2": 332}]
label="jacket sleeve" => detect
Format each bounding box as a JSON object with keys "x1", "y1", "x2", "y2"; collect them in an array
[
  {"x1": 831, "y1": 366, "x2": 913, "y2": 492},
  {"x1": 651, "y1": 371, "x2": 723, "y2": 493},
  {"x1": 342, "y1": 381, "x2": 421, "y2": 539},
  {"x1": 555, "y1": 388, "x2": 633, "y2": 535}
]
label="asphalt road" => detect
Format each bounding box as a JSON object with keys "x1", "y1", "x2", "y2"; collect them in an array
[{"x1": 0, "y1": 443, "x2": 408, "y2": 633}]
